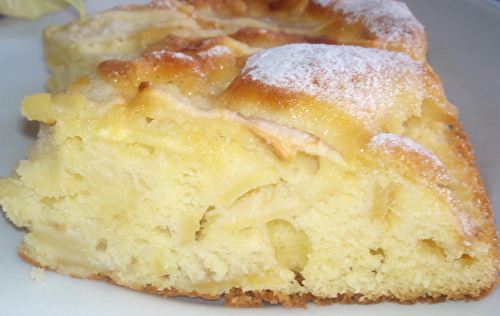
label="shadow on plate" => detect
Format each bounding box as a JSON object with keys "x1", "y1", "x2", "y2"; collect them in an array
[{"x1": 21, "y1": 118, "x2": 39, "y2": 140}]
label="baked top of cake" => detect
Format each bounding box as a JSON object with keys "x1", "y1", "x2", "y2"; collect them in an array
[
  {"x1": 43, "y1": 0, "x2": 426, "y2": 93},
  {"x1": 1, "y1": 0, "x2": 500, "y2": 310}
]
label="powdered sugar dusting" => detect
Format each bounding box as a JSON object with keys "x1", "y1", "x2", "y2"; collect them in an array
[
  {"x1": 151, "y1": 50, "x2": 194, "y2": 60},
  {"x1": 243, "y1": 44, "x2": 426, "y2": 126},
  {"x1": 148, "y1": 46, "x2": 231, "y2": 60},
  {"x1": 313, "y1": 0, "x2": 423, "y2": 54},
  {"x1": 147, "y1": 0, "x2": 177, "y2": 9},
  {"x1": 369, "y1": 135, "x2": 474, "y2": 235},
  {"x1": 199, "y1": 45, "x2": 233, "y2": 58},
  {"x1": 369, "y1": 133, "x2": 449, "y2": 181},
  {"x1": 314, "y1": 0, "x2": 337, "y2": 6},
  {"x1": 370, "y1": 133, "x2": 441, "y2": 157}
]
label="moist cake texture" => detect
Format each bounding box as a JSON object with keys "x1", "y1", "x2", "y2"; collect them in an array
[{"x1": 1, "y1": 0, "x2": 499, "y2": 308}]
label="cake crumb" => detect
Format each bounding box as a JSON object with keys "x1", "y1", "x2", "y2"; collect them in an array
[{"x1": 30, "y1": 267, "x2": 47, "y2": 283}]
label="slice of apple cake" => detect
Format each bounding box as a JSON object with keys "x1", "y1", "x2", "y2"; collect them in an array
[{"x1": 1, "y1": 39, "x2": 498, "y2": 307}]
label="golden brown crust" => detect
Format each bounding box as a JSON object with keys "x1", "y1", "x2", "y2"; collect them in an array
[
  {"x1": 228, "y1": 27, "x2": 339, "y2": 48},
  {"x1": 143, "y1": 34, "x2": 228, "y2": 55},
  {"x1": 449, "y1": 124, "x2": 500, "y2": 263},
  {"x1": 97, "y1": 35, "x2": 241, "y2": 99},
  {"x1": 304, "y1": 0, "x2": 427, "y2": 60},
  {"x1": 122, "y1": 0, "x2": 427, "y2": 60},
  {"x1": 43, "y1": 0, "x2": 429, "y2": 94}
]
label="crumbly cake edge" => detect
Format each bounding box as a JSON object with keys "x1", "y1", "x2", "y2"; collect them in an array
[
  {"x1": 17, "y1": 247, "x2": 500, "y2": 308},
  {"x1": 12, "y1": 123, "x2": 500, "y2": 308}
]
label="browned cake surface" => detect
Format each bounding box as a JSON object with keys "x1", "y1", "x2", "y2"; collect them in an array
[
  {"x1": 44, "y1": 0, "x2": 427, "y2": 93},
  {"x1": 131, "y1": 0, "x2": 427, "y2": 60}
]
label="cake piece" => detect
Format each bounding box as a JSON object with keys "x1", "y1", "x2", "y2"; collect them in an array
[
  {"x1": 43, "y1": 0, "x2": 426, "y2": 92},
  {"x1": 0, "y1": 39, "x2": 499, "y2": 307}
]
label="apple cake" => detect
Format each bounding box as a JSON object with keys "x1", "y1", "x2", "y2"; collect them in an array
[{"x1": 1, "y1": 0, "x2": 499, "y2": 308}]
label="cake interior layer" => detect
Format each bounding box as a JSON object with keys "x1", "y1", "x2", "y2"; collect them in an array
[{"x1": 1, "y1": 90, "x2": 498, "y2": 302}]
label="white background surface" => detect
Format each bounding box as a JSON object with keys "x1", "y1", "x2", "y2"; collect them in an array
[{"x1": 0, "y1": 0, "x2": 499, "y2": 315}]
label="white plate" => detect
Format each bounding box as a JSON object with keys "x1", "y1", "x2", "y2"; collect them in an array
[{"x1": 1, "y1": 0, "x2": 499, "y2": 315}]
